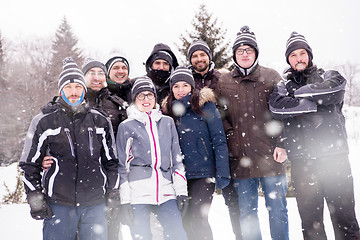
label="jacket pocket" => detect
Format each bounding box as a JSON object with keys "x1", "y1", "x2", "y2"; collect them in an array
[{"x1": 64, "y1": 128, "x2": 75, "y2": 157}]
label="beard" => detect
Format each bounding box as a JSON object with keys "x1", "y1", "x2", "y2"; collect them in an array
[{"x1": 193, "y1": 62, "x2": 209, "y2": 73}]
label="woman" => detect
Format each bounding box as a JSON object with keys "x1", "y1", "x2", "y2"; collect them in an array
[
  {"x1": 163, "y1": 66, "x2": 230, "y2": 240},
  {"x1": 116, "y1": 76, "x2": 188, "y2": 240}
]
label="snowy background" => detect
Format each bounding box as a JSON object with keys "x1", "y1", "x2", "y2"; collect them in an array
[{"x1": 1, "y1": 106, "x2": 359, "y2": 240}]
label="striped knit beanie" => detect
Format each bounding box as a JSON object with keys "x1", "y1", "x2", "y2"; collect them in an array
[
  {"x1": 58, "y1": 57, "x2": 87, "y2": 93},
  {"x1": 232, "y1": 26, "x2": 259, "y2": 57},
  {"x1": 285, "y1": 32, "x2": 313, "y2": 64},
  {"x1": 169, "y1": 66, "x2": 195, "y2": 89},
  {"x1": 131, "y1": 76, "x2": 156, "y2": 102},
  {"x1": 105, "y1": 56, "x2": 130, "y2": 77},
  {"x1": 82, "y1": 58, "x2": 106, "y2": 75},
  {"x1": 187, "y1": 40, "x2": 212, "y2": 62}
]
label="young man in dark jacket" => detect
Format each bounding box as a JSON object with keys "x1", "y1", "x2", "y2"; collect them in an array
[
  {"x1": 145, "y1": 43, "x2": 179, "y2": 104},
  {"x1": 20, "y1": 57, "x2": 120, "y2": 240},
  {"x1": 269, "y1": 32, "x2": 360, "y2": 240},
  {"x1": 216, "y1": 26, "x2": 289, "y2": 240}
]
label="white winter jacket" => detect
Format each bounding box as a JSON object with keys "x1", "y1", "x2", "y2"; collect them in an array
[{"x1": 116, "y1": 104, "x2": 187, "y2": 205}]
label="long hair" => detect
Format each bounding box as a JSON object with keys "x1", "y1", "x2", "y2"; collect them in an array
[{"x1": 164, "y1": 88, "x2": 204, "y2": 120}]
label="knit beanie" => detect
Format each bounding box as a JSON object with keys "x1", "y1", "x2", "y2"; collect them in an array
[
  {"x1": 105, "y1": 56, "x2": 130, "y2": 77},
  {"x1": 148, "y1": 51, "x2": 174, "y2": 69},
  {"x1": 58, "y1": 57, "x2": 87, "y2": 93},
  {"x1": 169, "y1": 66, "x2": 195, "y2": 89},
  {"x1": 285, "y1": 31, "x2": 313, "y2": 64},
  {"x1": 187, "y1": 40, "x2": 212, "y2": 62},
  {"x1": 82, "y1": 58, "x2": 106, "y2": 75},
  {"x1": 232, "y1": 26, "x2": 259, "y2": 57},
  {"x1": 131, "y1": 76, "x2": 156, "y2": 102}
]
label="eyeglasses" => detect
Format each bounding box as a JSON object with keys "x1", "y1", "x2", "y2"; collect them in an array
[
  {"x1": 87, "y1": 71, "x2": 106, "y2": 78},
  {"x1": 235, "y1": 48, "x2": 254, "y2": 55},
  {"x1": 137, "y1": 93, "x2": 155, "y2": 100}
]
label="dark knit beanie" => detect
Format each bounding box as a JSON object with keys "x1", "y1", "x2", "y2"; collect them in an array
[
  {"x1": 148, "y1": 51, "x2": 174, "y2": 69},
  {"x1": 58, "y1": 57, "x2": 87, "y2": 93},
  {"x1": 169, "y1": 66, "x2": 195, "y2": 89},
  {"x1": 187, "y1": 40, "x2": 212, "y2": 62},
  {"x1": 82, "y1": 58, "x2": 106, "y2": 75},
  {"x1": 145, "y1": 43, "x2": 179, "y2": 73},
  {"x1": 232, "y1": 26, "x2": 259, "y2": 57},
  {"x1": 131, "y1": 76, "x2": 156, "y2": 102},
  {"x1": 285, "y1": 32, "x2": 313, "y2": 64},
  {"x1": 105, "y1": 56, "x2": 130, "y2": 77}
]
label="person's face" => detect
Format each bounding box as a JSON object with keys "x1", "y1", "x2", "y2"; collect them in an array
[
  {"x1": 235, "y1": 45, "x2": 256, "y2": 69},
  {"x1": 288, "y1": 49, "x2": 309, "y2": 71},
  {"x1": 172, "y1": 81, "x2": 192, "y2": 100},
  {"x1": 151, "y1": 59, "x2": 170, "y2": 71},
  {"x1": 190, "y1": 50, "x2": 210, "y2": 73},
  {"x1": 135, "y1": 91, "x2": 156, "y2": 112},
  {"x1": 61, "y1": 83, "x2": 85, "y2": 104},
  {"x1": 109, "y1": 61, "x2": 129, "y2": 84},
  {"x1": 85, "y1": 67, "x2": 106, "y2": 91}
]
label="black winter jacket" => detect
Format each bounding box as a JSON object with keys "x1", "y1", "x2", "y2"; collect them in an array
[
  {"x1": 190, "y1": 62, "x2": 221, "y2": 91},
  {"x1": 268, "y1": 66, "x2": 349, "y2": 160},
  {"x1": 20, "y1": 98, "x2": 119, "y2": 207}
]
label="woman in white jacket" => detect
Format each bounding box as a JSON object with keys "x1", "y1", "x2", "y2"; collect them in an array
[{"x1": 116, "y1": 76, "x2": 188, "y2": 240}]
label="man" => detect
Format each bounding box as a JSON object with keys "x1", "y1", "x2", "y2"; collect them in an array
[
  {"x1": 145, "y1": 43, "x2": 179, "y2": 103},
  {"x1": 20, "y1": 57, "x2": 120, "y2": 240},
  {"x1": 269, "y1": 32, "x2": 360, "y2": 239},
  {"x1": 105, "y1": 56, "x2": 132, "y2": 102},
  {"x1": 187, "y1": 39, "x2": 221, "y2": 90},
  {"x1": 216, "y1": 26, "x2": 289, "y2": 240},
  {"x1": 187, "y1": 39, "x2": 241, "y2": 240}
]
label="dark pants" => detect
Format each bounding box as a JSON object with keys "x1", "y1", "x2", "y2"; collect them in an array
[
  {"x1": 291, "y1": 154, "x2": 360, "y2": 240},
  {"x1": 107, "y1": 208, "x2": 122, "y2": 240},
  {"x1": 222, "y1": 179, "x2": 242, "y2": 240},
  {"x1": 183, "y1": 178, "x2": 215, "y2": 240}
]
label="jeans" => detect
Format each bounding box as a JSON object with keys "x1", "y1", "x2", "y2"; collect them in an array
[
  {"x1": 291, "y1": 155, "x2": 360, "y2": 240},
  {"x1": 234, "y1": 175, "x2": 289, "y2": 240},
  {"x1": 183, "y1": 178, "x2": 215, "y2": 240},
  {"x1": 130, "y1": 199, "x2": 187, "y2": 240},
  {"x1": 43, "y1": 203, "x2": 107, "y2": 240}
]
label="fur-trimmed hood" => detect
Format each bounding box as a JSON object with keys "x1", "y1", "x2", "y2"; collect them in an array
[{"x1": 161, "y1": 86, "x2": 216, "y2": 113}]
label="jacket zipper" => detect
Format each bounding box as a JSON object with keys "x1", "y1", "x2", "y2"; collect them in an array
[
  {"x1": 64, "y1": 128, "x2": 75, "y2": 157},
  {"x1": 88, "y1": 127, "x2": 94, "y2": 156},
  {"x1": 147, "y1": 112, "x2": 160, "y2": 204},
  {"x1": 200, "y1": 137, "x2": 210, "y2": 157}
]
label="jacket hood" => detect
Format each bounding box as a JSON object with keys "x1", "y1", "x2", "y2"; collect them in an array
[
  {"x1": 145, "y1": 43, "x2": 179, "y2": 72},
  {"x1": 126, "y1": 103, "x2": 162, "y2": 123}
]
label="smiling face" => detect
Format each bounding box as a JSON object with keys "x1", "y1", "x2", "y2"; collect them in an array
[
  {"x1": 288, "y1": 48, "x2": 309, "y2": 72},
  {"x1": 172, "y1": 81, "x2": 192, "y2": 100},
  {"x1": 134, "y1": 91, "x2": 156, "y2": 112},
  {"x1": 190, "y1": 50, "x2": 210, "y2": 74},
  {"x1": 108, "y1": 61, "x2": 129, "y2": 83},
  {"x1": 85, "y1": 67, "x2": 106, "y2": 91},
  {"x1": 61, "y1": 83, "x2": 85, "y2": 104},
  {"x1": 235, "y1": 45, "x2": 256, "y2": 69}
]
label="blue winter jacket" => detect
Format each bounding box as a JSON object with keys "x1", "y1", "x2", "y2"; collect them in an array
[{"x1": 164, "y1": 87, "x2": 230, "y2": 180}]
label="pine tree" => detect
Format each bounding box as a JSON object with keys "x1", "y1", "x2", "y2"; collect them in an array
[
  {"x1": 48, "y1": 16, "x2": 84, "y2": 89},
  {"x1": 177, "y1": 4, "x2": 232, "y2": 69},
  {"x1": 0, "y1": 31, "x2": 5, "y2": 87}
]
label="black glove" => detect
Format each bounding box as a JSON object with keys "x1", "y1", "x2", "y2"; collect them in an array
[
  {"x1": 121, "y1": 203, "x2": 134, "y2": 226},
  {"x1": 106, "y1": 190, "x2": 121, "y2": 220},
  {"x1": 176, "y1": 195, "x2": 189, "y2": 218},
  {"x1": 27, "y1": 190, "x2": 53, "y2": 220}
]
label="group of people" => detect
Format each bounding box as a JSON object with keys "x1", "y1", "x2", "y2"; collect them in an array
[{"x1": 19, "y1": 25, "x2": 359, "y2": 240}]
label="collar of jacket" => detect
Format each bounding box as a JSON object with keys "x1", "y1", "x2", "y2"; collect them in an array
[
  {"x1": 234, "y1": 58, "x2": 259, "y2": 77},
  {"x1": 231, "y1": 63, "x2": 260, "y2": 82},
  {"x1": 126, "y1": 103, "x2": 163, "y2": 124}
]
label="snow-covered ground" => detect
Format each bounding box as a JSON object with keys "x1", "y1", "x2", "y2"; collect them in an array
[{"x1": 1, "y1": 106, "x2": 359, "y2": 240}]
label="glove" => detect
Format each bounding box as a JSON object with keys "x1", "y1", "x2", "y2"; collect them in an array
[
  {"x1": 106, "y1": 190, "x2": 121, "y2": 220},
  {"x1": 27, "y1": 190, "x2": 53, "y2": 220},
  {"x1": 121, "y1": 203, "x2": 134, "y2": 226},
  {"x1": 216, "y1": 177, "x2": 230, "y2": 190},
  {"x1": 176, "y1": 195, "x2": 189, "y2": 218}
]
